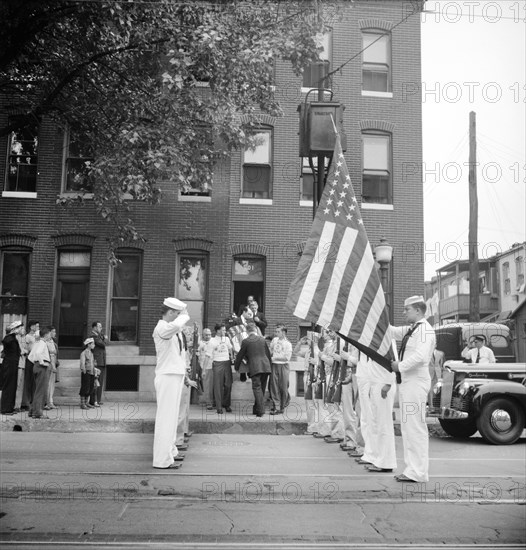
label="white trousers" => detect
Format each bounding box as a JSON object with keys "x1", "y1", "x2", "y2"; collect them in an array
[
  {"x1": 153, "y1": 373, "x2": 184, "y2": 468},
  {"x1": 369, "y1": 382, "x2": 397, "y2": 469},
  {"x1": 315, "y1": 399, "x2": 338, "y2": 436},
  {"x1": 304, "y1": 372, "x2": 318, "y2": 433},
  {"x1": 341, "y1": 381, "x2": 363, "y2": 448},
  {"x1": 398, "y1": 380, "x2": 430, "y2": 482},
  {"x1": 356, "y1": 377, "x2": 375, "y2": 464},
  {"x1": 176, "y1": 384, "x2": 191, "y2": 445}
]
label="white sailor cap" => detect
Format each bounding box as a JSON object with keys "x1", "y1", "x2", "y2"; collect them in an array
[
  {"x1": 163, "y1": 297, "x2": 187, "y2": 311},
  {"x1": 83, "y1": 337, "x2": 94, "y2": 346},
  {"x1": 404, "y1": 295, "x2": 425, "y2": 307},
  {"x1": 7, "y1": 320, "x2": 23, "y2": 331}
]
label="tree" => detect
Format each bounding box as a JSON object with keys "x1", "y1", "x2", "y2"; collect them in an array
[{"x1": 0, "y1": 0, "x2": 333, "y2": 261}]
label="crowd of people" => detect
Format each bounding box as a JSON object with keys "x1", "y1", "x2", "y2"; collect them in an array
[
  {"x1": 152, "y1": 294, "x2": 439, "y2": 482},
  {"x1": 0, "y1": 319, "x2": 108, "y2": 418}
]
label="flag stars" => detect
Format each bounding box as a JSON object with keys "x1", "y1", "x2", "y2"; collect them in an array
[
  {"x1": 334, "y1": 210, "x2": 341, "y2": 217},
  {"x1": 339, "y1": 191, "x2": 346, "y2": 198},
  {"x1": 346, "y1": 213, "x2": 353, "y2": 221},
  {"x1": 324, "y1": 208, "x2": 330, "y2": 215},
  {"x1": 327, "y1": 198, "x2": 333, "y2": 205},
  {"x1": 349, "y1": 204, "x2": 356, "y2": 211},
  {"x1": 345, "y1": 175, "x2": 351, "y2": 181},
  {"x1": 334, "y1": 171, "x2": 340, "y2": 177},
  {"x1": 336, "y1": 161, "x2": 342, "y2": 167},
  {"x1": 337, "y1": 200, "x2": 343, "y2": 207},
  {"x1": 343, "y1": 183, "x2": 349, "y2": 189},
  {"x1": 329, "y1": 189, "x2": 335, "y2": 195},
  {"x1": 358, "y1": 219, "x2": 364, "y2": 225},
  {"x1": 339, "y1": 152, "x2": 345, "y2": 159}
]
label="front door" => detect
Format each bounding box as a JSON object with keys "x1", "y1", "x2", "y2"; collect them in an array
[{"x1": 57, "y1": 280, "x2": 89, "y2": 349}]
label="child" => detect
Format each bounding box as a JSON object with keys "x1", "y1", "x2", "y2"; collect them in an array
[
  {"x1": 79, "y1": 338, "x2": 95, "y2": 409},
  {"x1": 91, "y1": 367, "x2": 101, "y2": 408}
]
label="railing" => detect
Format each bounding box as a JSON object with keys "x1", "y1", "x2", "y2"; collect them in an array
[{"x1": 439, "y1": 294, "x2": 499, "y2": 318}]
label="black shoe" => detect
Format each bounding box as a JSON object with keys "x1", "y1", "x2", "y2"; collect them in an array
[
  {"x1": 20, "y1": 406, "x2": 29, "y2": 411},
  {"x1": 217, "y1": 409, "x2": 223, "y2": 414},
  {"x1": 255, "y1": 413, "x2": 264, "y2": 417},
  {"x1": 225, "y1": 407, "x2": 232, "y2": 413}
]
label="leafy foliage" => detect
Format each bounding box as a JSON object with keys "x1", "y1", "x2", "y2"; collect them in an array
[{"x1": 0, "y1": 0, "x2": 331, "y2": 259}]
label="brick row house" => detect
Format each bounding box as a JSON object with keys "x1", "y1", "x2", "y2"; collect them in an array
[{"x1": 0, "y1": 1, "x2": 426, "y2": 401}]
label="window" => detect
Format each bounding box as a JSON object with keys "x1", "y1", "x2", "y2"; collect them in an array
[
  {"x1": 5, "y1": 117, "x2": 39, "y2": 193},
  {"x1": 516, "y1": 256, "x2": 524, "y2": 290},
  {"x1": 502, "y1": 262, "x2": 511, "y2": 295},
  {"x1": 110, "y1": 251, "x2": 142, "y2": 342},
  {"x1": 303, "y1": 32, "x2": 332, "y2": 89},
  {"x1": 300, "y1": 157, "x2": 330, "y2": 202},
  {"x1": 0, "y1": 250, "x2": 30, "y2": 336},
  {"x1": 180, "y1": 127, "x2": 213, "y2": 197},
  {"x1": 177, "y1": 254, "x2": 208, "y2": 332},
  {"x1": 362, "y1": 30, "x2": 391, "y2": 93},
  {"x1": 63, "y1": 126, "x2": 94, "y2": 193},
  {"x1": 242, "y1": 130, "x2": 272, "y2": 199},
  {"x1": 362, "y1": 132, "x2": 392, "y2": 204}
]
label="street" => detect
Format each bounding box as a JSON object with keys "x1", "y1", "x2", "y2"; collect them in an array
[{"x1": 1, "y1": 431, "x2": 525, "y2": 547}]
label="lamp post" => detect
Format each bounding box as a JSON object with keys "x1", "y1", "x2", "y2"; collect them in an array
[{"x1": 375, "y1": 236, "x2": 393, "y2": 323}]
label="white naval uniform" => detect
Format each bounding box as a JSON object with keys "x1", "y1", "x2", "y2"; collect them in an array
[
  {"x1": 152, "y1": 313, "x2": 190, "y2": 468},
  {"x1": 392, "y1": 319, "x2": 436, "y2": 482},
  {"x1": 368, "y1": 361, "x2": 397, "y2": 470},
  {"x1": 329, "y1": 346, "x2": 361, "y2": 445},
  {"x1": 354, "y1": 350, "x2": 375, "y2": 465}
]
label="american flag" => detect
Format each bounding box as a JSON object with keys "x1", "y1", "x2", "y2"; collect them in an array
[{"x1": 285, "y1": 133, "x2": 393, "y2": 368}]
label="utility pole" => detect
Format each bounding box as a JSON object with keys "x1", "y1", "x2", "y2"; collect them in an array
[{"x1": 468, "y1": 111, "x2": 480, "y2": 321}]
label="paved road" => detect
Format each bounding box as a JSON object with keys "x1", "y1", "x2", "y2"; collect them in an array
[{"x1": 1, "y1": 432, "x2": 525, "y2": 547}]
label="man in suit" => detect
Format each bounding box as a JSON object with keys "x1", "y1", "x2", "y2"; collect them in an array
[
  {"x1": 234, "y1": 322, "x2": 272, "y2": 417},
  {"x1": 249, "y1": 301, "x2": 267, "y2": 335}
]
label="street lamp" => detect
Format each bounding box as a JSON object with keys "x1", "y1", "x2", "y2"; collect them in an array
[{"x1": 375, "y1": 236, "x2": 393, "y2": 322}]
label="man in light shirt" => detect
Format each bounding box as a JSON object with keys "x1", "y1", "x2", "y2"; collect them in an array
[
  {"x1": 152, "y1": 297, "x2": 191, "y2": 469},
  {"x1": 391, "y1": 295, "x2": 436, "y2": 483},
  {"x1": 198, "y1": 328, "x2": 214, "y2": 410},
  {"x1": 28, "y1": 325, "x2": 52, "y2": 419},
  {"x1": 269, "y1": 324, "x2": 292, "y2": 414},
  {"x1": 462, "y1": 336, "x2": 496, "y2": 364}
]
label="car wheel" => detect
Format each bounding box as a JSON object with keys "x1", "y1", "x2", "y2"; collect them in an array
[
  {"x1": 476, "y1": 397, "x2": 525, "y2": 445},
  {"x1": 439, "y1": 418, "x2": 478, "y2": 438}
]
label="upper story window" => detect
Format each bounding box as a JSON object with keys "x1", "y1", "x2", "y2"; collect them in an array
[
  {"x1": 242, "y1": 129, "x2": 272, "y2": 199},
  {"x1": 180, "y1": 126, "x2": 213, "y2": 198},
  {"x1": 303, "y1": 32, "x2": 332, "y2": 89},
  {"x1": 516, "y1": 256, "x2": 524, "y2": 290},
  {"x1": 502, "y1": 262, "x2": 511, "y2": 295},
  {"x1": 362, "y1": 30, "x2": 391, "y2": 93},
  {"x1": 110, "y1": 250, "x2": 142, "y2": 343},
  {"x1": 362, "y1": 131, "x2": 392, "y2": 204},
  {"x1": 5, "y1": 116, "x2": 39, "y2": 193},
  {"x1": 63, "y1": 126, "x2": 94, "y2": 193}
]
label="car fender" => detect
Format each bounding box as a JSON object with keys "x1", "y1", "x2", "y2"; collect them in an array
[{"x1": 471, "y1": 380, "x2": 526, "y2": 416}]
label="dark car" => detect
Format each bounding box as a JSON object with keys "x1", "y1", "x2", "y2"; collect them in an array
[{"x1": 429, "y1": 361, "x2": 526, "y2": 445}]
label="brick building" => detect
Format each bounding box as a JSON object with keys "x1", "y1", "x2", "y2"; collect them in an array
[{"x1": 0, "y1": 1, "x2": 426, "y2": 401}]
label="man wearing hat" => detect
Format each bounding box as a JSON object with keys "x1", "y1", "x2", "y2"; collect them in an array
[
  {"x1": 152, "y1": 297, "x2": 190, "y2": 469},
  {"x1": 1, "y1": 320, "x2": 23, "y2": 415},
  {"x1": 390, "y1": 295, "x2": 436, "y2": 483},
  {"x1": 462, "y1": 336, "x2": 496, "y2": 364}
]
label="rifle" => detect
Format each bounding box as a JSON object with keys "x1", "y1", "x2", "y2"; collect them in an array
[
  {"x1": 325, "y1": 338, "x2": 340, "y2": 404},
  {"x1": 332, "y1": 341, "x2": 347, "y2": 405},
  {"x1": 313, "y1": 336, "x2": 325, "y2": 400},
  {"x1": 189, "y1": 323, "x2": 203, "y2": 404},
  {"x1": 304, "y1": 332, "x2": 315, "y2": 400}
]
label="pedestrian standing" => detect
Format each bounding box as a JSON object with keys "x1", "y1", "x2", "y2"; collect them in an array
[
  {"x1": 1, "y1": 320, "x2": 23, "y2": 415},
  {"x1": 198, "y1": 328, "x2": 214, "y2": 409},
  {"x1": 338, "y1": 345, "x2": 364, "y2": 452},
  {"x1": 44, "y1": 326, "x2": 58, "y2": 410},
  {"x1": 208, "y1": 323, "x2": 233, "y2": 415},
  {"x1": 21, "y1": 320, "x2": 39, "y2": 411},
  {"x1": 91, "y1": 321, "x2": 107, "y2": 405},
  {"x1": 293, "y1": 332, "x2": 320, "y2": 435},
  {"x1": 391, "y1": 295, "x2": 436, "y2": 483},
  {"x1": 28, "y1": 326, "x2": 53, "y2": 419},
  {"x1": 79, "y1": 338, "x2": 96, "y2": 410},
  {"x1": 269, "y1": 324, "x2": 292, "y2": 414},
  {"x1": 15, "y1": 324, "x2": 27, "y2": 411},
  {"x1": 152, "y1": 297, "x2": 190, "y2": 469}
]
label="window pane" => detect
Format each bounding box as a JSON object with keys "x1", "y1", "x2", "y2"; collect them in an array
[
  {"x1": 363, "y1": 68, "x2": 389, "y2": 92},
  {"x1": 1, "y1": 253, "x2": 29, "y2": 297},
  {"x1": 362, "y1": 173, "x2": 389, "y2": 204},
  {"x1": 113, "y1": 255, "x2": 140, "y2": 297},
  {"x1": 363, "y1": 33, "x2": 388, "y2": 63},
  {"x1": 185, "y1": 301, "x2": 204, "y2": 333},
  {"x1": 301, "y1": 174, "x2": 314, "y2": 201},
  {"x1": 110, "y1": 299, "x2": 138, "y2": 342},
  {"x1": 59, "y1": 251, "x2": 91, "y2": 267},
  {"x1": 363, "y1": 135, "x2": 389, "y2": 170},
  {"x1": 178, "y1": 257, "x2": 206, "y2": 300},
  {"x1": 243, "y1": 165, "x2": 270, "y2": 194},
  {"x1": 244, "y1": 132, "x2": 270, "y2": 164},
  {"x1": 234, "y1": 259, "x2": 264, "y2": 281}
]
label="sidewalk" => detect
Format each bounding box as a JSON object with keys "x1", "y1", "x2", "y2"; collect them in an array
[{"x1": 0, "y1": 396, "x2": 444, "y2": 436}]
